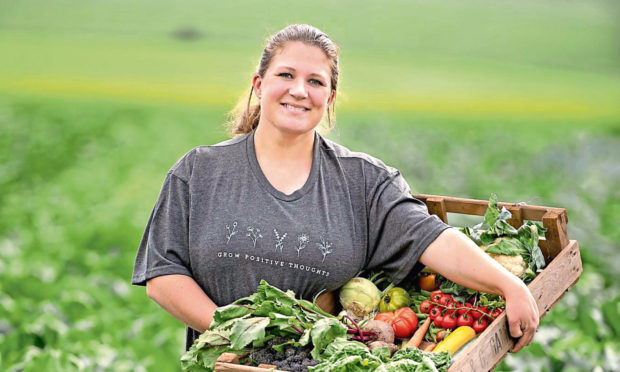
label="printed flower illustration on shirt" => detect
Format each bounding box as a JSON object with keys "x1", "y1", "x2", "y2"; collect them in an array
[
  {"x1": 273, "y1": 229, "x2": 287, "y2": 252},
  {"x1": 246, "y1": 226, "x2": 263, "y2": 248},
  {"x1": 316, "y1": 236, "x2": 333, "y2": 262},
  {"x1": 295, "y1": 234, "x2": 310, "y2": 257},
  {"x1": 225, "y1": 221, "x2": 238, "y2": 244}
]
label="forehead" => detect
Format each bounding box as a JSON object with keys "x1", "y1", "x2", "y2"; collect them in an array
[{"x1": 269, "y1": 41, "x2": 331, "y2": 78}]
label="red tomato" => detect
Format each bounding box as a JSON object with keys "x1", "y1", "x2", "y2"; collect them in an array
[
  {"x1": 444, "y1": 300, "x2": 458, "y2": 315},
  {"x1": 472, "y1": 306, "x2": 488, "y2": 320},
  {"x1": 430, "y1": 290, "x2": 443, "y2": 303},
  {"x1": 457, "y1": 313, "x2": 474, "y2": 327},
  {"x1": 473, "y1": 318, "x2": 489, "y2": 334},
  {"x1": 491, "y1": 308, "x2": 503, "y2": 319},
  {"x1": 442, "y1": 314, "x2": 457, "y2": 330},
  {"x1": 376, "y1": 308, "x2": 418, "y2": 338},
  {"x1": 419, "y1": 300, "x2": 433, "y2": 314},
  {"x1": 457, "y1": 302, "x2": 471, "y2": 316},
  {"x1": 374, "y1": 312, "x2": 394, "y2": 324},
  {"x1": 429, "y1": 307, "x2": 441, "y2": 320},
  {"x1": 434, "y1": 315, "x2": 444, "y2": 328},
  {"x1": 438, "y1": 294, "x2": 453, "y2": 306},
  {"x1": 393, "y1": 307, "x2": 418, "y2": 338}
]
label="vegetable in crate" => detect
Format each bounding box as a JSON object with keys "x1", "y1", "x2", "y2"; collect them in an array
[
  {"x1": 374, "y1": 307, "x2": 418, "y2": 338},
  {"x1": 180, "y1": 280, "x2": 346, "y2": 372},
  {"x1": 379, "y1": 286, "x2": 411, "y2": 312},
  {"x1": 460, "y1": 194, "x2": 547, "y2": 281},
  {"x1": 339, "y1": 275, "x2": 382, "y2": 318}
]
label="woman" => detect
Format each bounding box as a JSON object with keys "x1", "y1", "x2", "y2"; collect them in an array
[{"x1": 132, "y1": 24, "x2": 538, "y2": 353}]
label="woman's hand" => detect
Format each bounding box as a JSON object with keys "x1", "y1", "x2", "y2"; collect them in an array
[
  {"x1": 419, "y1": 228, "x2": 540, "y2": 352},
  {"x1": 502, "y1": 279, "x2": 539, "y2": 352}
]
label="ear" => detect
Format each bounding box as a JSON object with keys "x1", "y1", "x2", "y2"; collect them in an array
[
  {"x1": 327, "y1": 90, "x2": 336, "y2": 106},
  {"x1": 252, "y1": 74, "x2": 262, "y2": 99}
]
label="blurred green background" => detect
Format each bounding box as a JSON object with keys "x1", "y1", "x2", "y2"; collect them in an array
[{"x1": 1, "y1": 0, "x2": 619, "y2": 371}]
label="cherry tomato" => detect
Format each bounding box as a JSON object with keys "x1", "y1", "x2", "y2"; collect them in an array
[
  {"x1": 473, "y1": 318, "x2": 489, "y2": 334},
  {"x1": 444, "y1": 300, "x2": 458, "y2": 315},
  {"x1": 457, "y1": 313, "x2": 474, "y2": 327},
  {"x1": 442, "y1": 314, "x2": 458, "y2": 330},
  {"x1": 472, "y1": 306, "x2": 488, "y2": 320},
  {"x1": 457, "y1": 302, "x2": 472, "y2": 316},
  {"x1": 438, "y1": 294, "x2": 453, "y2": 307},
  {"x1": 430, "y1": 290, "x2": 443, "y2": 303},
  {"x1": 429, "y1": 306, "x2": 441, "y2": 320},
  {"x1": 418, "y1": 274, "x2": 439, "y2": 291},
  {"x1": 491, "y1": 308, "x2": 503, "y2": 319},
  {"x1": 434, "y1": 315, "x2": 444, "y2": 328},
  {"x1": 467, "y1": 296, "x2": 476, "y2": 304},
  {"x1": 419, "y1": 300, "x2": 433, "y2": 314}
]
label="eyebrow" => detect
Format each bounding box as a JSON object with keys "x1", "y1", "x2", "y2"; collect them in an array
[{"x1": 279, "y1": 66, "x2": 327, "y2": 79}]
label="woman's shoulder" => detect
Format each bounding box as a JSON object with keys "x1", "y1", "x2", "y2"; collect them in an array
[
  {"x1": 319, "y1": 135, "x2": 398, "y2": 177},
  {"x1": 168, "y1": 133, "x2": 251, "y2": 181}
]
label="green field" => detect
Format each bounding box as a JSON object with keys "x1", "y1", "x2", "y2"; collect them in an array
[{"x1": 1, "y1": 1, "x2": 619, "y2": 371}]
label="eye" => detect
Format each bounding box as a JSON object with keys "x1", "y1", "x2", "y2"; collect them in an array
[
  {"x1": 277, "y1": 72, "x2": 293, "y2": 78},
  {"x1": 309, "y1": 79, "x2": 325, "y2": 86}
]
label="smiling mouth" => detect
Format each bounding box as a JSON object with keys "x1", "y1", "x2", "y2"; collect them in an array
[{"x1": 281, "y1": 103, "x2": 310, "y2": 112}]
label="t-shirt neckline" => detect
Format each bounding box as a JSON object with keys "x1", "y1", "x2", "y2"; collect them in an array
[{"x1": 246, "y1": 130, "x2": 321, "y2": 202}]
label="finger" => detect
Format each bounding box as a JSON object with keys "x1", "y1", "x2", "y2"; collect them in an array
[
  {"x1": 511, "y1": 326, "x2": 535, "y2": 353},
  {"x1": 508, "y1": 318, "x2": 523, "y2": 339}
]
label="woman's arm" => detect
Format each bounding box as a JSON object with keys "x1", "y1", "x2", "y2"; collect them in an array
[
  {"x1": 146, "y1": 274, "x2": 218, "y2": 333},
  {"x1": 419, "y1": 228, "x2": 539, "y2": 353}
]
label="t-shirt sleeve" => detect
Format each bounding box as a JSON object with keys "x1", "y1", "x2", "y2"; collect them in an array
[
  {"x1": 131, "y1": 171, "x2": 193, "y2": 286},
  {"x1": 365, "y1": 171, "x2": 450, "y2": 285}
]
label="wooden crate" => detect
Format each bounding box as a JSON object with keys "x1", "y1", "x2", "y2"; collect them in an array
[
  {"x1": 214, "y1": 195, "x2": 583, "y2": 372},
  {"x1": 414, "y1": 194, "x2": 582, "y2": 371}
]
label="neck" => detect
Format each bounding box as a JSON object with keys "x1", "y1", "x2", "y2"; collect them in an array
[{"x1": 253, "y1": 125, "x2": 315, "y2": 164}]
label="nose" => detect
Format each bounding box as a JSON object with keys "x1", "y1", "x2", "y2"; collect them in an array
[{"x1": 289, "y1": 78, "x2": 308, "y2": 99}]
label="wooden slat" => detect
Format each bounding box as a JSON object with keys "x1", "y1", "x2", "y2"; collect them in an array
[
  {"x1": 215, "y1": 363, "x2": 281, "y2": 371},
  {"x1": 542, "y1": 210, "x2": 570, "y2": 261},
  {"x1": 414, "y1": 194, "x2": 568, "y2": 222},
  {"x1": 425, "y1": 197, "x2": 449, "y2": 223},
  {"x1": 448, "y1": 240, "x2": 582, "y2": 372},
  {"x1": 505, "y1": 205, "x2": 523, "y2": 229},
  {"x1": 218, "y1": 353, "x2": 241, "y2": 363}
]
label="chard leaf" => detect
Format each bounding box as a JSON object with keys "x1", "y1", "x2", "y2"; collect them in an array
[
  {"x1": 229, "y1": 317, "x2": 270, "y2": 350},
  {"x1": 309, "y1": 318, "x2": 349, "y2": 360},
  {"x1": 267, "y1": 313, "x2": 297, "y2": 331},
  {"x1": 211, "y1": 304, "x2": 253, "y2": 326},
  {"x1": 299, "y1": 328, "x2": 311, "y2": 346},
  {"x1": 272, "y1": 338, "x2": 300, "y2": 352}
]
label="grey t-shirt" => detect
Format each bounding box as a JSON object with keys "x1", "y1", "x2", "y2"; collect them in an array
[{"x1": 131, "y1": 130, "x2": 449, "y2": 348}]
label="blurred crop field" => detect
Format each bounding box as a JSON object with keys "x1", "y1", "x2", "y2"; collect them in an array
[{"x1": 1, "y1": 0, "x2": 619, "y2": 371}]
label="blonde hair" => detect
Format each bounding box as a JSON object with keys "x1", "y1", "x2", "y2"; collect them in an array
[{"x1": 227, "y1": 24, "x2": 339, "y2": 136}]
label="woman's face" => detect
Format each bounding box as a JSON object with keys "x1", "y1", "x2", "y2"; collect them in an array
[{"x1": 253, "y1": 41, "x2": 335, "y2": 137}]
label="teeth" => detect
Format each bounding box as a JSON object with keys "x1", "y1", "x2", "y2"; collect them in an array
[{"x1": 284, "y1": 104, "x2": 307, "y2": 112}]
